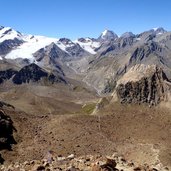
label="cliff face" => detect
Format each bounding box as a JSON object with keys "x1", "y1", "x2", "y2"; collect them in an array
[{"x1": 116, "y1": 64, "x2": 171, "y2": 105}]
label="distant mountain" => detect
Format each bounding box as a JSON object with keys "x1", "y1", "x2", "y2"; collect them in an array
[
  {"x1": 74, "y1": 37, "x2": 100, "y2": 54},
  {"x1": 0, "y1": 26, "x2": 101, "y2": 62},
  {"x1": 77, "y1": 27, "x2": 171, "y2": 94},
  {"x1": 0, "y1": 25, "x2": 171, "y2": 95},
  {"x1": 98, "y1": 30, "x2": 118, "y2": 42},
  {"x1": 120, "y1": 32, "x2": 135, "y2": 38}
]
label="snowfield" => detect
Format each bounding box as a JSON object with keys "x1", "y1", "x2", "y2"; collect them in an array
[{"x1": 5, "y1": 35, "x2": 58, "y2": 61}]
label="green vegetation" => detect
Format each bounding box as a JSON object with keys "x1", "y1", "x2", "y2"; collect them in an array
[
  {"x1": 81, "y1": 103, "x2": 96, "y2": 114},
  {"x1": 73, "y1": 86, "x2": 87, "y2": 92}
]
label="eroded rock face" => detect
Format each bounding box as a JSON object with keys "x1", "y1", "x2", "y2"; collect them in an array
[
  {"x1": 0, "y1": 110, "x2": 15, "y2": 151},
  {"x1": 116, "y1": 64, "x2": 171, "y2": 105},
  {"x1": 0, "y1": 109, "x2": 15, "y2": 164}
]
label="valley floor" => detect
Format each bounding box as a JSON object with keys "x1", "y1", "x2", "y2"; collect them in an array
[{"x1": 0, "y1": 84, "x2": 171, "y2": 170}]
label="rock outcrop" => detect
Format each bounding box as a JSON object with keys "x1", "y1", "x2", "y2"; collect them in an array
[
  {"x1": 116, "y1": 64, "x2": 171, "y2": 105},
  {"x1": 0, "y1": 109, "x2": 15, "y2": 163},
  {"x1": 0, "y1": 110, "x2": 15, "y2": 150}
]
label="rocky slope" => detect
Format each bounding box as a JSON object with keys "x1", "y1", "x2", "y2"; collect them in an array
[
  {"x1": 1, "y1": 153, "x2": 168, "y2": 171},
  {"x1": 115, "y1": 64, "x2": 171, "y2": 105},
  {"x1": 0, "y1": 63, "x2": 67, "y2": 85},
  {"x1": 80, "y1": 29, "x2": 171, "y2": 94},
  {"x1": 12, "y1": 63, "x2": 66, "y2": 85}
]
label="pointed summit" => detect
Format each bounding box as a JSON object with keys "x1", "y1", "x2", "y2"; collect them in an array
[
  {"x1": 153, "y1": 27, "x2": 167, "y2": 34},
  {"x1": 121, "y1": 32, "x2": 135, "y2": 38},
  {"x1": 98, "y1": 29, "x2": 118, "y2": 41}
]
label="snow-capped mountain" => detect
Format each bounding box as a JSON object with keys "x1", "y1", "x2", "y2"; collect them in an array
[
  {"x1": 98, "y1": 29, "x2": 118, "y2": 41},
  {"x1": 0, "y1": 26, "x2": 103, "y2": 62},
  {"x1": 0, "y1": 26, "x2": 129, "y2": 62},
  {"x1": 0, "y1": 26, "x2": 169, "y2": 69},
  {"x1": 0, "y1": 26, "x2": 23, "y2": 43},
  {"x1": 152, "y1": 27, "x2": 166, "y2": 34},
  {"x1": 74, "y1": 38, "x2": 100, "y2": 54},
  {"x1": 5, "y1": 35, "x2": 58, "y2": 62}
]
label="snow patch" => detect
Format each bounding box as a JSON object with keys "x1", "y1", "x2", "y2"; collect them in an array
[
  {"x1": 5, "y1": 36, "x2": 58, "y2": 60},
  {"x1": 75, "y1": 38, "x2": 100, "y2": 54},
  {"x1": 102, "y1": 30, "x2": 108, "y2": 36},
  {"x1": 0, "y1": 27, "x2": 22, "y2": 43},
  {"x1": 153, "y1": 27, "x2": 158, "y2": 31},
  {"x1": 56, "y1": 42, "x2": 68, "y2": 52}
]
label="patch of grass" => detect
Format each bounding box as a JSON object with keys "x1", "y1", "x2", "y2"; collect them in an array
[
  {"x1": 82, "y1": 103, "x2": 96, "y2": 114},
  {"x1": 73, "y1": 86, "x2": 86, "y2": 92}
]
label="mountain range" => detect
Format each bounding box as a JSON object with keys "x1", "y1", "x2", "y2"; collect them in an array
[
  {"x1": 0, "y1": 26, "x2": 171, "y2": 94},
  {"x1": 1, "y1": 25, "x2": 171, "y2": 169}
]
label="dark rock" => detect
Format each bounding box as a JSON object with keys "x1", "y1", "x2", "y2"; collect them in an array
[
  {"x1": 0, "y1": 69, "x2": 18, "y2": 84},
  {"x1": 0, "y1": 101, "x2": 14, "y2": 109},
  {"x1": 100, "y1": 158, "x2": 118, "y2": 171},
  {"x1": 0, "y1": 38, "x2": 23, "y2": 55},
  {"x1": 134, "y1": 167, "x2": 141, "y2": 171},
  {"x1": 0, "y1": 109, "x2": 16, "y2": 164},
  {"x1": 0, "y1": 154, "x2": 4, "y2": 164},
  {"x1": 12, "y1": 63, "x2": 66, "y2": 84},
  {"x1": 36, "y1": 165, "x2": 45, "y2": 171},
  {"x1": 0, "y1": 110, "x2": 16, "y2": 150},
  {"x1": 12, "y1": 63, "x2": 48, "y2": 84}
]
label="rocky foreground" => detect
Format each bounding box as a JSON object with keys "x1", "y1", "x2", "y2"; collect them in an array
[{"x1": 0, "y1": 153, "x2": 169, "y2": 171}]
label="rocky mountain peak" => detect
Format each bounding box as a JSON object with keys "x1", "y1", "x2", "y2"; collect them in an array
[
  {"x1": 0, "y1": 27, "x2": 22, "y2": 39},
  {"x1": 77, "y1": 37, "x2": 93, "y2": 43},
  {"x1": 120, "y1": 32, "x2": 135, "y2": 38},
  {"x1": 98, "y1": 29, "x2": 118, "y2": 41},
  {"x1": 153, "y1": 27, "x2": 166, "y2": 34},
  {"x1": 58, "y1": 38, "x2": 74, "y2": 46}
]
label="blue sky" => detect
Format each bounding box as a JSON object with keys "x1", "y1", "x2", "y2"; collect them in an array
[{"x1": 1, "y1": 0, "x2": 171, "y2": 39}]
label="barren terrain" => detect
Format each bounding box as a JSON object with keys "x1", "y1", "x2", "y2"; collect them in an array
[{"x1": 0, "y1": 83, "x2": 171, "y2": 170}]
